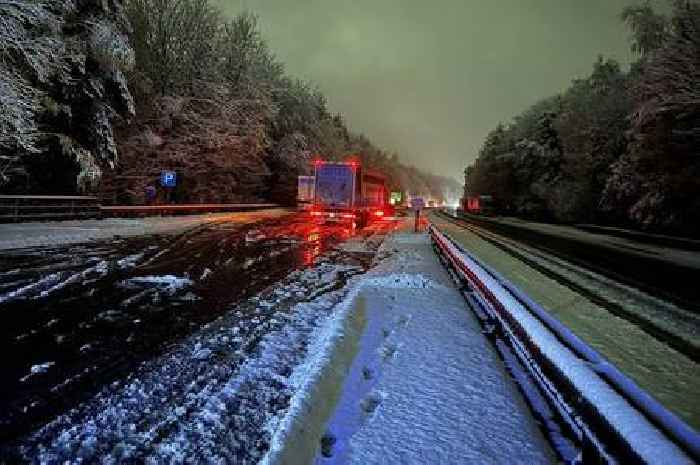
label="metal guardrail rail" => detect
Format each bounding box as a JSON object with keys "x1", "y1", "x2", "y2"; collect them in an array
[
  {"x1": 100, "y1": 203, "x2": 280, "y2": 217},
  {"x1": 0, "y1": 198, "x2": 282, "y2": 222},
  {"x1": 0, "y1": 195, "x2": 100, "y2": 222},
  {"x1": 429, "y1": 224, "x2": 700, "y2": 465}
]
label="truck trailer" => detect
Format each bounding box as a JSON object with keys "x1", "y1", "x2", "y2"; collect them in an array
[
  {"x1": 461, "y1": 195, "x2": 495, "y2": 215},
  {"x1": 309, "y1": 160, "x2": 389, "y2": 228}
]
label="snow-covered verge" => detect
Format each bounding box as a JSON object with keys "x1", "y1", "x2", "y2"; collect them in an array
[
  {"x1": 263, "y1": 231, "x2": 555, "y2": 465},
  {"x1": 13, "y1": 257, "x2": 367, "y2": 465}
]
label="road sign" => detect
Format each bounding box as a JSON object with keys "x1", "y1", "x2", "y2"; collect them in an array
[
  {"x1": 160, "y1": 170, "x2": 177, "y2": 188},
  {"x1": 410, "y1": 197, "x2": 425, "y2": 209}
]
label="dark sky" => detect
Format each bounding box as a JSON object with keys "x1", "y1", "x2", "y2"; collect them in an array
[{"x1": 216, "y1": 0, "x2": 661, "y2": 180}]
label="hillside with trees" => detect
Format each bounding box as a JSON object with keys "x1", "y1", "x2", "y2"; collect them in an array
[
  {"x1": 464, "y1": 0, "x2": 700, "y2": 236},
  {"x1": 0, "y1": 0, "x2": 134, "y2": 193},
  {"x1": 0, "y1": 0, "x2": 458, "y2": 205}
]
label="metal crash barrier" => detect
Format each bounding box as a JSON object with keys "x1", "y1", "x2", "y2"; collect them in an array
[
  {"x1": 0, "y1": 195, "x2": 100, "y2": 222},
  {"x1": 429, "y1": 224, "x2": 699, "y2": 465},
  {"x1": 0, "y1": 197, "x2": 281, "y2": 222},
  {"x1": 100, "y1": 203, "x2": 280, "y2": 217}
]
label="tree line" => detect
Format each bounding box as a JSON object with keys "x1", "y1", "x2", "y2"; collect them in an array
[
  {"x1": 0, "y1": 0, "x2": 459, "y2": 205},
  {"x1": 464, "y1": 0, "x2": 700, "y2": 236}
]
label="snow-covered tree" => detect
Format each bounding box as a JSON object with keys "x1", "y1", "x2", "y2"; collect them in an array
[{"x1": 0, "y1": 0, "x2": 134, "y2": 193}]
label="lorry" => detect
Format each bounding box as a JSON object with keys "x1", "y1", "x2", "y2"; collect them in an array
[
  {"x1": 461, "y1": 195, "x2": 495, "y2": 215},
  {"x1": 309, "y1": 160, "x2": 389, "y2": 228}
]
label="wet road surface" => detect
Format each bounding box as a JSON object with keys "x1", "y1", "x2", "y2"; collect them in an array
[{"x1": 0, "y1": 213, "x2": 391, "y2": 445}]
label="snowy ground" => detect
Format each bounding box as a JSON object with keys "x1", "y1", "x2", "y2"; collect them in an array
[
  {"x1": 0, "y1": 211, "x2": 404, "y2": 463},
  {"x1": 299, "y1": 232, "x2": 554, "y2": 465},
  {"x1": 8, "y1": 218, "x2": 606, "y2": 464},
  {"x1": 1, "y1": 214, "x2": 360, "y2": 440},
  {"x1": 8, "y1": 239, "x2": 386, "y2": 464}
]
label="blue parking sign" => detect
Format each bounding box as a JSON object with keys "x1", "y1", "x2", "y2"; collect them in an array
[{"x1": 160, "y1": 170, "x2": 177, "y2": 187}]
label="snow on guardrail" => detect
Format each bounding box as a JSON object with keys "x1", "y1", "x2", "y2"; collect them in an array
[{"x1": 429, "y1": 224, "x2": 699, "y2": 465}]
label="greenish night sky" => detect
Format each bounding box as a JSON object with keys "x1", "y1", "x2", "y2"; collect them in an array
[{"x1": 216, "y1": 0, "x2": 665, "y2": 180}]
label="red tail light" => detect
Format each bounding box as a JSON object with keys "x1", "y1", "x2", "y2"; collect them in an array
[
  {"x1": 374, "y1": 210, "x2": 384, "y2": 217},
  {"x1": 310, "y1": 210, "x2": 323, "y2": 216}
]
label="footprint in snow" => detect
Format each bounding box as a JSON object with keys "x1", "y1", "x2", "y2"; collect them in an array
[
  {"x1": 360, "y1": 392, "x2": 383, "y2": 416},
  {"x1": 380, "y1": 343, "x2": 397, "y2": 360}
]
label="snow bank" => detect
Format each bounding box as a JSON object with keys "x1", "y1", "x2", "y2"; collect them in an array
[{"x1": 261, "y1": 286, "x2": 367, "y2": 465}]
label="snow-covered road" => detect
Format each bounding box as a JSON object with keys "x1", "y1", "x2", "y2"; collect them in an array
[
  {"x1": 3, "y1": 217, "x2": 567, "y2": 464},
  {"x1": 0, "y1": 213, "x2": 394, "y2": 460},
  {"x1": 16, "y1": 261, "x2": 368, "y2": 464}
]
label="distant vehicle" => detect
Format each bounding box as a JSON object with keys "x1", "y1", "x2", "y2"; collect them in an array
[
  {"x1": 297, "y1": 175, "x2": 315, "y2": 208},
  {"x1": 462, "y1": 195, "x2": 495, "y2": 215},
  {"x1": 310, "y1": 160, "x2": 389, "y2": 228},
  {"x1": 428, "y1": 200, "x2": 436, "y2": 208}
]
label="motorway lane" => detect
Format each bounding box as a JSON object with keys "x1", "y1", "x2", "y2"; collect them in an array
[{"x1": 0, "y1": 212, "x2": 393, "y2": 444}]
